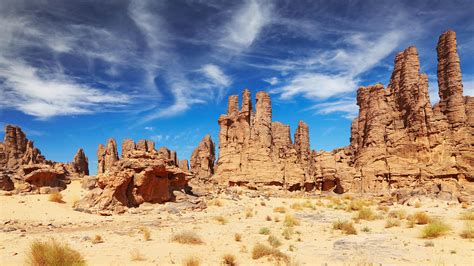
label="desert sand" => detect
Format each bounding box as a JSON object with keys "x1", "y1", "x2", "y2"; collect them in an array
[{"x1": 1, "y1": 181, "x2": 473, "y2": 265}]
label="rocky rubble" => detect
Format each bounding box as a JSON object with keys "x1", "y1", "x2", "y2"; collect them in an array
[
  {"x1": 0, "y1": 125, "x2": 89, "y2": 193},
  {"x1": 75, "y1": 138, "x2": 193, "y2": 214}
]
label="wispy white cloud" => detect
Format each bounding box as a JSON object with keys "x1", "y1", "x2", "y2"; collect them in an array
[
  {"x1": 200, "y1": 64, "x2": 231, "y2": 87},
  {"x1": 263, "y1": 77, "x2": 279, "y2": 85},
  {"x1": 219, "y1": 0, "x2": 272, "y2": 53},
  {"x1": 305, "y1": 99, "x2": 359, "y2": 119}
]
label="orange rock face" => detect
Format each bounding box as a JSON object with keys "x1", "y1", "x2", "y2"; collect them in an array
[
  {"x1": 0, "y1": 125, "x2": 89, "y2": 192},
  {"x1": 190, "y1": 135, "x2": 215, "y2": 179},
  {"x1": 77, "y1": 139, "x2": 192, "y2": 213},
  {"x1": 349, "y1": 30, "x2": 473, "y2": 199}
]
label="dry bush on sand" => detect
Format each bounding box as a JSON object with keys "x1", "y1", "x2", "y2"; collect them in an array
[
  {"x1": 171, "y1": 231, "x2": 204, "y2": 245},
  {"x1": 26, "y1": 238, "x2": 85, "y2": 266},
  {"x1": 252, "y1": 242, "x2": 288, "y2": 262},
  {"x1": 48, "y1": 192, "x2": 64, "y2": 203},
  {"x1": 332, "y1": 220, "x2": 357, "y2": 235}
]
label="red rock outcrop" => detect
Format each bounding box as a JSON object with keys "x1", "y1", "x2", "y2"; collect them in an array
[
  {"x1": 0, "y1": 125, "x2": 89, "y2": 192},
  {"x1": 190, "y1": 135, "x2": 215, "y2": 179},
  {"x1": 349, "y1": 30, "x2": 473, "y2": 200},
  {"x1": 76, "y1": 139, "x2": 192, "y2": 213}
]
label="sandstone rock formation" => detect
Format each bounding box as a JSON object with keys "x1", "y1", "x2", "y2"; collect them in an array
[
  {"x1": 214, "y1": 89, "x2": 312, "y2": 190},
  {"x1": 76, "y1": 139, "x2": 192, "y2": 213},
  {"x1": 190, "y1": 135, "x2": 215, "y2": 179},
  {"x1": 0, "y1": 125, "x2": 89, "y2": 192},
  {"x1": 213, "y1": 31, "x2": 473, "y2": 200}
]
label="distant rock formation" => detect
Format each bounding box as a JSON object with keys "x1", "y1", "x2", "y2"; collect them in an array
[
  {"x1": 212, "y1": 30, "x2": 473, "y2": 201},
  {"x1": 76, "y1": 139, "x2": 192, "y2": 213},
  {"x1": 190, "y1": 135, "x2": 215, "y2": 179},
  {"x1": 0, "y1": 125, "x2": 89, "y2": 192}
]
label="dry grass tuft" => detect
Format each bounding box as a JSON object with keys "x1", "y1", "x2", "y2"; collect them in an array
[
  {"x1": 290, "y1": 202, "x2": 304, "y2": 211},
  {"x1": 459, "y1": 212, "x2": 474, "y2": 221},
  {"x1": 26, "y1": 238, "x2": 85, "y2": 266},
  {"x1": 130, "y1": 249, "x2": 146, "y2": 261},
  {"x1": 245, "y1": 208, "x2": 254, "y2": 218},
  {"x1": 385, "y1": 218, "x2": 401, "y2": 228},
  {"x1": 274, "y1": 206, "x2": 286, "y2": 213},
  {"x1": 259, "y1": 227, "x2": 270, "y2": 235},
  {"x1": 171, "y1": 231, "x2": 204, "y2": 245},
  {"x1": 182, "y1": 255, "x2": 200, "y2": 266},
  {"x1": 283, "y1": 214, "x2": 300, "y2": 227},
  {"x1": 354, "y1": 207, "x2": 377, "y2": 221},
  {"x1": 388, "y1": 209, "x2": 407, "y2": 219},
  {"x1": 332, "y1": 220, "x2": 357, "y2": 235},
  {"x1": 420, "y1": 220, "x2": 451, "y2": 238},
  {"x1": 267, "y1": 235, "x2": 282, "y2": 248},
  {"x1": 139, "y1": 227, "x2": 151, "y2": 241},
  {"x1": 377, "y1": 205, "x2": 390, "y2": 213},
  {"x1": 461, "y1": 202, "x2": 469, "y2": 209},
  {"x1": 252, "y1": 243, "x2": 288, "y2": 262},
  {"x1": 91, "y1": 234, "x2": 103, "y2": 244},
  {"x1": 48, "y1": 192, "x2": 64, "y2": 203},
  {"x1": 282, "y1": 227, "x2": 294, "y2": 240},
  {"x1": 214, "y1": 216, "x2": 228, "y2": 225},
  {"x1": 221, "y1": 253, "x2": 237, "y2": 266},
  {"x1": 346, "y1": 199, "x2": 370, "y2": 211},
  {"x1": 234, "y1": 233, "x2": 242, "y2": 242},
  {"x1": 460, "y1": 221, "x2": 474, "y2": 239},
  {"x1": 361, "y1": 226, "x2": 371, "y2": 232},
  {"x1": 413, "y1": 212, "x2": 431, "y2": 225}
]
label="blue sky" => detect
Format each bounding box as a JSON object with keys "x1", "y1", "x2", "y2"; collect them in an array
[{"x1": 1, "y1": 0, "x2": 473, "y2": 175}]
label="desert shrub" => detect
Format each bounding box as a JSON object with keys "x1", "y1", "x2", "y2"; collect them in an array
[
  {"x1": 460, "y1": 221, "x2": 474, "y2": 239},
  {"x1": 182, "y1": 255, "x2": 200, "y2": 266},
  {"x1": 424, "y1": 241, "x2": 434, "y2": 247},
  {"x1": 361, "y1": 226, "x2": 371, "y2": 232},
  {"x1": 346, "y1": 199, "x2": 370, "y2": 211},
  {"x1": 303, "y1": 200, "x2": 315, "y2": 209},
  {"x1": 377, "y1": 205, "x2": 390, "y2": 213},
  {"x1": 259, "y1": 227, "x2": 270, "y2": 235},
  {"x1": 461, "y1": 202, "x2": 469, "y2": 209},
  {"x1": 283, "y1": 214, "x2": 300, "y2": 227},
  {"x1": 245, "y1": 208, "x2": 253, "y2": 218},
  {"x1": 221, "y1": 253, "x2": 237, "y2": 266},
  {"x1": 251, "y1": 243, "x2": 288, "y2": 261},
  {"x1": 267, "y1": 235, "x2": 282, "y2": 248},
  {"x1": 48, "y1": 192, "x2": 64, "y2": 203},
  {"x1": 332, "y1": 220, "x2": 357, "y2": 235},
  {"x1": 412, "y1": 212, "x2": 431, "y2": 225},
  {"x1": 26, "y1": 238, "x2": 85, "y2": 266},
  {"x1": 171, "y1": 231, "x2": 204, "y2": 245},
  {"x1": 354, "y1": 207, "x2": 376, "y2": 221},
  {"x1": 385, "y1": 218, "x2": 401, "y2": 228},
  {"x1": 388, "y1": 209, "x2": 407, "y2": 219},
  {"x1": 290, "y1": 202, "x2": 304, "y2": 211},
  {"x1": 459, "y1": 212, "x2": 474, "y2": 221},
  {"x1": 274, "y1": 207, "x2": 286, "y2": 213},
  {"x1": 420, "y1": 220, "x2": 451, "y2": 238},
  {"x1": 234, "y1": 233, "x2": 242, "y2": 242},
  {"x1": 214, "y1": 216, "x2": 228, "y2": 225},
  {"x1": 91, "y1": 235, "x2": 103, "y2": 244},
  {"x1": 130, "y1": 249, "x2": 146, "y2": 261}
]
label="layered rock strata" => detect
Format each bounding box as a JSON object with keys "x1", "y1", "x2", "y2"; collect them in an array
[
  {"x1": 190, "y1": 135, "x2": 215, "y2": 179},
  {"x1": 77, "y1": 139, "x2": 192, "y2": 213}
]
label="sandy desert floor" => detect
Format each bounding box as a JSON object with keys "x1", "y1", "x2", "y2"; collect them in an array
[{"x1": 1, "y1": 181, "x2": 473, "y2": 265}]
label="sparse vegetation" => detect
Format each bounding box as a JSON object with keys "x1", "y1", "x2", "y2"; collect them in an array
[
  {"x1": 139, "y1": 227, "x2": 151, "y2": 241},
  {"x1": 461, "y1": 202, "x2": 469, "y2": 209},
  {"x1": 424, "y1": 241, "x2": 435, "y2": 247},
  {"x1": 267, "y1": 235, "x2": 282, "y2": 248},
  {"x1": 207, "y1": 199, "x2": 223, "y2": 207},
  {"x1": 385, "y1": 218, "x2": 401, "y2": 228},
  {"x1": 414, "y1": 202, "x2": 422, "y2": 208},
  {"x1": 171, "y1": 231, "x2": 204, "y2": 245},
  {"x1": 332, "y1": 220, "x2": 357, "y2": 235},
  {"x1": 459, "y1": 212, "x2": 474, "y2": 221},
  {"x1": 388, "y1": 209, "x2": 407, "y2": 220},
  {"x1": 274, "y1": 207, "x2": 286, "y2": 213},
  {"x1": 460, "y1": 221, "x2": 474, "y2": 239},
  {"x1": 377, "y1": 205, "x2": 390, "y2": 213},
  {"x1": 245, "y1": 208, "x2": 253, "y2": 218},
  {"x1": 130, "y1": 248, "x2": 146, "y2": 261},
  {"x1": 221, "y1": 253, "x2": 237, "y2": 266},
  {"x1": 214, "y1": 216, "x2": 228, "y2": 225},
  {"x1": 48, "y1": 192, "x2": 64, "y2": 203},
  {"x1": 182, "y1": 255, "x2": 200, "y2": 266},
  {"x1": 346, "y1": 199, "x2": 370, "y2": 211},
  {"x1": 361, "y1": 226, "x2": 371, "y2": 232},
  {"x1": 26, "y1": 238, "x2": 85, "y2": 266},
  {"x1": 283, "y1": 214, "x2": 300, "y2": 227},
  {"x1": 259, "y1": 227, "x2": 270, "y2": 235},
  {"x1": 252, "y1": 243, "x2": 288, "y2": 262},
  {"x1": 413, "y1": 212, "x2": 431, "y2": 225},
  {"x1": 282, "y1": 227, "x2": 294, "y2": 240},
  {"x1": 92, "y1": 234, "x2": 103, "y2": 244},
  {"x1": 290, "y1": 202, "x2": 304, "y2": 211},
  {"x1": 354, "y1": 207, "x2": 376, "y2": 221},
  {"x1": 420, "y1": 220, "x2": 451, "y2": 238}
]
